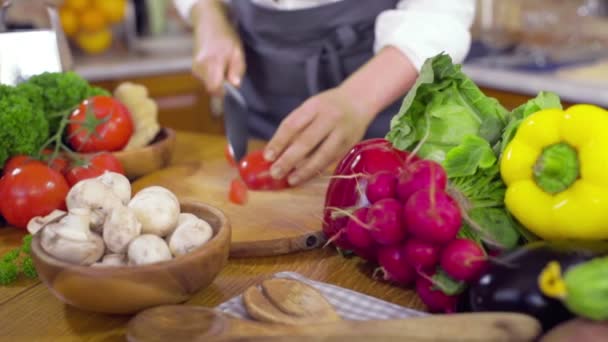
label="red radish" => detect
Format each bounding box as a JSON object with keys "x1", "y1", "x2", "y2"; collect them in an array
[
  {"x1": 367, "y1": 198, "x2": 406, "y2": 245},
  {"x1": 365, "y1": 171, "x2": 397, "y2": 203},
  {"x1": 403, "y1": 239, "x2": 441, "y2": 271},
  {"x1": 353, "y1": 245, "x2": 379, "y2": 263},
  {"x1": 396, "y1": 159, "x2": 447, "y2": 203},
  {"x1": 377, "y1": 245, "x2": 415, "y2": 286},
  {"x1": 323, "y1": 139, "x2": 416, "y2": 250},
  {"x1": 345, "y1": 207, "x2": 373, "y2": 249},
  {"x1": 440, "y1": 238, "x2": 487, "y2": 282},
  {"x1": 404, "y1": 188, "x2": 461, "y2": 245},
  {"x1": 415, "y1": 275, "x2": 459, "y2": 313}
]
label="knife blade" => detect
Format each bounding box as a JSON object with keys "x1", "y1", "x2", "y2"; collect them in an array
[{"x1": 223, "y1": 81, "x2": 249, "y2": 163}]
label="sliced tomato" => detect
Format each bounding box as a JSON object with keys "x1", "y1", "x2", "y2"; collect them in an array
[
  {"x1": 0, "y1": 163, "x2": 69, "y2": 229},
  {"x1": 237, "y1": 150, "x2": 289, "y2": 191},
  {"x1": 229, "y1": 178, "x2": 248, "y2": 205},
  {"x1": 67, "y1": 95, "x2": 134, "y2": 153},
  {"x1": 65, "y1": 153, "x2": 125, "y2": 186}
]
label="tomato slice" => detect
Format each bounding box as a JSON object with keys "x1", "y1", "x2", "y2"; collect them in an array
[
  {"x1": 229, "y1": 178, "x2": 248, "y2": 205},
  {"x1": 237, "y1": 150, "x2": 289, "y2": 191}
]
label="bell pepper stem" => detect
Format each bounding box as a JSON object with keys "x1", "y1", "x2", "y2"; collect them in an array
[{"x1": 534, "y1": 143, "x2": 579, "y2": 194}]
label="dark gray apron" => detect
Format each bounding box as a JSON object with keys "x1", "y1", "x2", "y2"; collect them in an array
[{"x1": 231, "y1": 0, "x2": 401, "y2": 140}]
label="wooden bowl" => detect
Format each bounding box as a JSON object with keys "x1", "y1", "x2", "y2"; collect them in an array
[
  {"x1": 112, "y1": 127, "x2": 176, "y2": 180},
  {"x1": 30, "y1": 201, "x2": 231, "y2": 314}
]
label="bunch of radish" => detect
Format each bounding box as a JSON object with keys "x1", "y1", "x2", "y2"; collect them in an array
[{"x1": 322, "y1": 139, "x2": 488, "y2": 313}]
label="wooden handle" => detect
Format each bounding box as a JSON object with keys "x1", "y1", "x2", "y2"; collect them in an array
[{"x1": 127, "y1": 306, "x2": 542, "y2": 342}]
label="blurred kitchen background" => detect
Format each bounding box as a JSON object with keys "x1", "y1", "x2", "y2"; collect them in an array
[{"x1": 2, "y1": 0, "x2": 608, "y2": 134}]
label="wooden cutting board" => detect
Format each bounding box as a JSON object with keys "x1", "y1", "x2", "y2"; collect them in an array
[{"x1": 131, "y1": 157, "x2": 329, "y2": 258}]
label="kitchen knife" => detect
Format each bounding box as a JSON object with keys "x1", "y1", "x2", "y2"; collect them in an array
[{"x1": 223, "y1": 81, "x2": 249, "y2": 163}]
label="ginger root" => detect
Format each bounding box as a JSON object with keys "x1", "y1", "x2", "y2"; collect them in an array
[{"x1": 114, "y1": 82, "x2": 160, "y2": 150}]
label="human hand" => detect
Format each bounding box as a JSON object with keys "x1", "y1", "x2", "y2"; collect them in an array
[
  {"x1": 263, "y1": 86, "x2": 373, "y2": 186},
  {"x1": 190, "y1": 0, "x2": 245, "y2": 96}
]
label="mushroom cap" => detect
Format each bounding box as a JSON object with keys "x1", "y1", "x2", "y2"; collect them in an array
[
  {"x1": 128, "y1": 189, "x2": 180, "y2": 237},
  {"x1": 103, "y1": 206, "x2": 142, "y2": 254},
  {"x1": 167, "y1": 217, "x2": 213, "y2": 257},
  {"x1": 127, "y1": 234, "x2": 172, "y2": 266},
  {"x1": 98, "y1": 171, "x2": 132, "y2": 206},
  {"x1": 66, "y1": 178, "x2": 123, "y2": 231}
]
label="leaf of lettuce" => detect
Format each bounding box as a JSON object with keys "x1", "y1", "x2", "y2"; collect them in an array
[
  {"x1": 387, "y1": 53, "x2": 509, "y2": 153},
  {"x1": 499, "y1": 91, "x2": 562, "y2": 153},
  {"x1": 468, "y1": 207, "x2": 520, "y2": 249},
  {"x1": 444, "y1": 135, "x2": 497, "y2": 178}
]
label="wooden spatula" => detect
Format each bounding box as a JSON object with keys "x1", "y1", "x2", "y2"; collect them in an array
[
  {"x1": 126, "y1": 305, "x2": 542, "y2": 342},
  {"x1": 243, "y1": 278, "x2": 341, "y2": 325}
]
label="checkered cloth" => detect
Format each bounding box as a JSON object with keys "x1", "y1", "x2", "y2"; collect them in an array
[{"x1": 216, "y1": 271, "x2": 428, "y2": 320}]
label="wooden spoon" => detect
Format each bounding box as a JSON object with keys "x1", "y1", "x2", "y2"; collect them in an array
[
  {"x1": 242, "y1": 278, "x2": 340, "y2": 325},
  {"x1": 126, "y1": 305, "x2": 542, "y2": 342}
]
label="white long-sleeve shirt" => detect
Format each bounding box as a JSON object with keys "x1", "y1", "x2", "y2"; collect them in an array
[{"x1": 173, "y1": 0, "x2": 475, "y2": 71}]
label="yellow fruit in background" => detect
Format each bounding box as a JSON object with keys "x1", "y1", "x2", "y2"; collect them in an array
[
  {"x1": 79, "y1": 8, "x2": 107, "y2": 32},
  {"x1": 93, "y1": 0, "x2": 126, "y2": 23},
  {"x1": 59, "y1": 7, "x2": 78, "y2": 37},
  {"x1": 76, "y1": 28, "x2": 112, "y2": 54},
  {"x1": 63, "y1": 0, "x2": 89, "y2": 12}
]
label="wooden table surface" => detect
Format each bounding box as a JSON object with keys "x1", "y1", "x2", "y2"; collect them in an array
[{"x1": 0, "y1": 131, "x2": 425, "y2": 341}]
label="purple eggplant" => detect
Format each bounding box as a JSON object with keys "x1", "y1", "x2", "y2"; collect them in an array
[{"x1": 467, "y1": 240, "x2": 608, "y2": 331}]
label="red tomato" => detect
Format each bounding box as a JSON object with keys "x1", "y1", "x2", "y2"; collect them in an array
[
  {"x1": 67, "y1": 96, "x2": 134, "y2": 153},
  {"x1": 65, "y1": 153, "x2": 125, "y2": 186},
  {"x1": 2, "y1": 155, "x2": 43, "y2": 176},
  {"x1": 238, "y1": 150, "x2": 289, "y2": 191},
  {"x1": 0, "y1": 163, "x2": 69, "y2": 229},
  {"x1": 224, "y1": 144, "x2": 237, "y2": 168},
  {"x1": 229, "y1": 178, "x2": 248, "y2": 205},
  {"x1": 41, "y1": 149, "x2": 69, "y2": 174}
]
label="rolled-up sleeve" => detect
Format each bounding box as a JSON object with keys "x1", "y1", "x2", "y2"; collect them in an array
[
  {"x1": 173, "y1": 0, "x2": 199, "y2": 23},
  {"x1": 374, "y1": 0, "x2": 476, "y2": 71}
]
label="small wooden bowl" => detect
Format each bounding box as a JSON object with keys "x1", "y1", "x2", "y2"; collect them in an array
[
  {"x1": 112, "y1": 127, "x2": 176, "y2": 180},
  {"x1": 30, "y1": 201, "x2": 231, "y2": 315}
]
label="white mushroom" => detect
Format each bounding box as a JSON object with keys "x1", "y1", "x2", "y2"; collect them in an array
[
  {"x1": 97, "y1": 171, "x2": 132, "y2": 205},
  {"x1": 167, "y1": 214, "x2": 213, "y2": 256},
  {"x1": 40, "y1": 208, "x2": 105, "y2": 265},
  {"x1": 177, "y1": 213, "x2": 199, "y2": 225},
  {"x1": 92, "y1": 254, "x2": 127, "y2": 267},
  {"x1": 127, "y1": 234, "x2": 172, "y2": 265},
  {"x1": 66, "y1": 178, "x2": 123, "y2": 232},
  {"x1": 27, "y1": 209, "x2": 67, "y2": 235},
  {"x1": 137, "y1": 186, "x2": 179, "y2": 203},
  {"x1": 102, "y1": 206, "x2": 142, "y2": 254},
  {"x1": 128, "y1": 187, "x2": 180, "y2": 237}
]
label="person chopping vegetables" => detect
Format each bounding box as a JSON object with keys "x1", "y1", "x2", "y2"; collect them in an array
[{"x1": 174, "y1": 0, "x2": 475, "y2": 186}]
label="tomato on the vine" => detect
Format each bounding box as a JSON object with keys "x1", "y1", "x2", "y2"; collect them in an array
[
  {"x1": 238, "y1": 150, "x2": 289, "y2": 191},
  {"x1": 2, "y1": 155, "x2": 43, "y2": 176},
  {"x1": 64, "y1": 153, "x2": 125, "y2": 187},
  {"x1": 41, "y1": 149, "x2": 69, "y2": 174},
  {"x1": 0, "y1": 163, "x2": 70, "y2": 229},
  {"x1": 67, "y1": 96, "x2": 134, "y2": 153}
]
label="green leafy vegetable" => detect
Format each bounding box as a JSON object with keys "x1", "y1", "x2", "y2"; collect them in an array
[
  {"x1": 0, "y1": 85, "x2": 50, "y2": 168},
  {"x1": 0, "y1": 235, "x2": 37, "y2": 285},
  {"x1": 387, "y1": 54, "x2": 563, "y2": 250},
  {"x1": 18, "y1": 71, "x2": 109, "y2": 134}
]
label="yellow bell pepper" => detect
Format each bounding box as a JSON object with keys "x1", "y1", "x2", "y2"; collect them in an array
[{"x1": 500, "y1": 104, "x2": 608, "y2": 240}]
